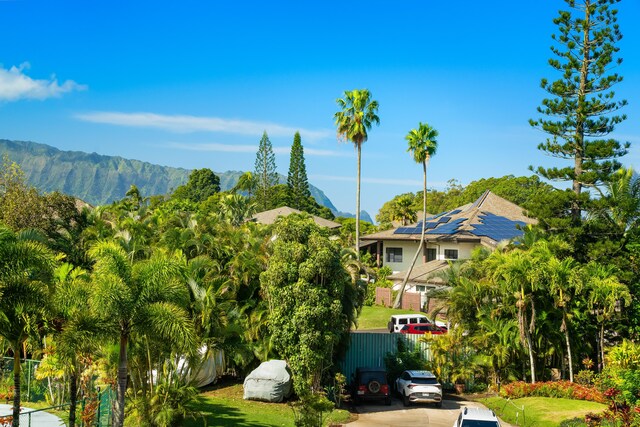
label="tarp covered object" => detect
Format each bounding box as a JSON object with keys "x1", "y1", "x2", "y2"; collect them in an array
[
  {"x1": 175, "y1": 347, "x2": 226, "y2": 387},
  {"x1": 243, "y1": 360, "x2": 292, "y2": 403}
]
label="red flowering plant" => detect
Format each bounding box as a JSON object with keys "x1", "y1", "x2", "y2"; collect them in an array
[
  {"x1": 500, "y1": 381, "x2": 605, "y2": 403},
  {"x1": 601, "y1": 387, "x2": 637, "y2": 427}
]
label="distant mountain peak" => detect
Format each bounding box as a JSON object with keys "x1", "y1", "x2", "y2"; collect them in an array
[{"x1": 0, "y1": 139, "x2": 366, "y2": 218}]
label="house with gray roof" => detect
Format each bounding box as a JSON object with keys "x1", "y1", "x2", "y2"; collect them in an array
[
  {"x1": 249, "y1": 206, "x2": 341, "y2": 229},
  {"x1": 361, "y1": 190, "x2": 536, "y2": 300}
]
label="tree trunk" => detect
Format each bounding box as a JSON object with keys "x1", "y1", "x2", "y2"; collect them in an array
[
  {"x1": 563, "y1": 311, "x2": 574, "y2": 382},
  {"x1": 525, "y1": 328, "x2": 536, "y2": 384},
  {"x1": 68, "y1": 365, "x2": 78, "y2": 427},
  {"x1": 393, "y1": 160, "x2": 427, "y2": 309},
  {"x1": 355, "y1": 143, "x2": 361, "y2": 260},
  {"x1": 600, "y1": 323, "x2": 605, "y2": 371},
  {"x1": 572, "y1": 0, "x2": 592, "y2": 222},
  {"x1": 12, "y1": 349, "x2": 21, "y2": 427},
  {"x1": 114, "y1": 334, "x2": 129, "y2": 427}
]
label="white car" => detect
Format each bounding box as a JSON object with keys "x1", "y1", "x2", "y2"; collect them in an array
[
  {"x1": 453, "y1": 407, "x2": 501, "y2": 427},
  {"x1": 395, "y1": 370, "x2": 442, "y2": 407}
]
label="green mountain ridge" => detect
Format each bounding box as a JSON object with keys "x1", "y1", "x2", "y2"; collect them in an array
[{"x1": 0, "y1": 139, "x2": 374, "y2": 220}]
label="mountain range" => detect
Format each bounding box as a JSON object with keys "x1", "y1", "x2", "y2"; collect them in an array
[{"x1": 0, "y1": 139, "x2": 373, "y2": 222}]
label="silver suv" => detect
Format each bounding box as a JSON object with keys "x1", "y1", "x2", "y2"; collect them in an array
[
  {"x1": 395, "y1": 370, "x2": 442, "y2": 407},
  {"x1": 453, "y1": 407, "x2": 501, "y2": 427}
]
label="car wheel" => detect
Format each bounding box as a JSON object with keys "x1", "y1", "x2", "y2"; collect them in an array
[
  {"x1": 367, "y1": 380, "x2": 381, "y2": 394},
  {"x1": 402, "y1": 393, "x2": 410, "y2": 407},
  {"x1": 436, "y1": 401, "x2": 442, "y2": 408}
]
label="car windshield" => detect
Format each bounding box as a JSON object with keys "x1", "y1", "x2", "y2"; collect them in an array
[
  {"x1": 411, "y1": 378, "x2": 438, "y2": 385},
  {"x1": 461, "y1": 421, "x2": 500, "y2": 427}
]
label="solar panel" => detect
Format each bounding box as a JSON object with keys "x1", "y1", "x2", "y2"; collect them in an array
[
  {"x1": 471, "y1": 212, "x2": 527, "y2": 241},
  {"x1": 450, "y1": 209, "x2": 462, "y2": 215},
  {"x1": 426, "y1": 218, "x2": 465, "y2": 235},
  {"x1": 438, "y1": 216, "x2": 451, "y2": 223}
]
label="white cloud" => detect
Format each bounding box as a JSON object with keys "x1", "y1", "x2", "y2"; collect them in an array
[
  {"x1": 0, "y1": 62, "x2": 86, "y2": 101},
  {"x1": 167, "y1": 142, "x2": 346, "y2": 157},
  {"x1": 77, "y1": 111, "x2": 332, "y2": 140}
]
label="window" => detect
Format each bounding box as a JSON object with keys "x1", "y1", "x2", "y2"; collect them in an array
[
  {"x1": 386, "y1": 247, "x2": 403, "y2": 263},
  {"x1": 444, "y1": 249, "x2": 458, "y2": 260},
  {"x1": 426, "y1": 247, "x2": 437, "y2": 262},
  {"x1": 416, "y1": 285, "x2": 426, "y2": 292},
  {"x1": 399, "y1": 318, "x2": 408, "y2": 325}
]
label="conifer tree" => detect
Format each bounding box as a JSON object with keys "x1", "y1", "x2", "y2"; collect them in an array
[
  {"x1": 287, "y1": 132, "x2": 311, "y2": 210},
  {"x1": 254, "y1": 131, "x2": 279, "y2": 211},
  {"x1": 530, "y1": 0, "x2": 628, "y2": 222}
]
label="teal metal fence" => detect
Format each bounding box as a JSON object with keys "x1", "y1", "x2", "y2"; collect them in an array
[
  {"x1": 339, "y1": 332, "x2": 431, "y2": 381},
  {"x1": 95, "y1": 385, "x2": 114, "y2": 427},
  {"x1": 2, "y1": 387, "x2": 113, "y2": 427},
  {"x1": 0, "y1": 356, "x2": 114, "y2": 426},
  {"x1": 0, "y1": 357, "x2": 42, "y2": 403}
]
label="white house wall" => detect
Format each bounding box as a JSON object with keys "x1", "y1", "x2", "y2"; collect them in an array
[
  {"x1": 383, "y1": 240, "x2": 479, "y2": 273},
  {"x1": 383, "y1": 240, "x2": 422, "y2": 273}
]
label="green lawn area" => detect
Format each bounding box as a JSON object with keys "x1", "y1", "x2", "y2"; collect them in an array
[
  {"x1": 355, "y1": 305, "x2": 422, "y2": 330},
  {"x1": 186, "y1": 383, "x2": 351, "y2": 427},
  {"x1": 478, "y1": 396, "x2": 607, "y2": 427}
]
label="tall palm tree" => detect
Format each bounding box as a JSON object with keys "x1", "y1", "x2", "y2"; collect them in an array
[
  {"x1": 0, "y1": 226, "x2": 56, "y2": 427},
  {"x1": 393, "y1": 122, "x2": 438, "y2": 308},
  {"x1": 89, "y1": 241, "x2": 196, "y2": 427},
  {"x1": 334, "y1": 89, "x2": 380, "y2": 259}
]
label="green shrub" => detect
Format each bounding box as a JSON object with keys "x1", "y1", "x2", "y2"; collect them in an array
[
  {"x1": 575, "y1": 370, "x2": 596, "y2": 385},
  {"x1": 384, "y1": 338, "x2": 427, "y2": 385},
  {"x1": 595, "y1": 366, "x2": 640, "y2": 406},
  {"x1": 364, "y1": 266, "x2": 393, "y2": 306}
]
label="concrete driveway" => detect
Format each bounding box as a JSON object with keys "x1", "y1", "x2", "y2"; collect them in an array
[{"x1": 344, "y1": 396, "x2": 512, "y2": 427}]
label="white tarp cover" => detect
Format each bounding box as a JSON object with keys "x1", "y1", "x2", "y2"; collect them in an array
[
  {"x1": 175, "y1": 347, "x2": 226, "y2": 387},
  {"x1": 189, "y1": 348, "x2": 226, "y2": 387},
  {"x1": 243, "y1": 360, "x2": 292, "y2": 403}
]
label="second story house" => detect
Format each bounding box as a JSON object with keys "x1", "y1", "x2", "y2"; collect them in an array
[{"x1": 361, "y1": 190, "x2": 537, "y2": 297}]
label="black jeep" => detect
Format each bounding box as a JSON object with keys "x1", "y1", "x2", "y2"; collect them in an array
[{"x1": 351, "y1": 367, "x2": 392, "y2": 405}]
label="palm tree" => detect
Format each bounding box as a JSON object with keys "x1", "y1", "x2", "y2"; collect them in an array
[
  {"x1": 89, "y1": 241, "x2": 196, "y2": 427},
  {"x1": 51, "y1": 263, "x2": 103, "y2": 427},
  {"x1": 0, "y1": 226, "x2": 56, "y2": 427},
  {"x1": 334, "y1": 89, "x2": 380, "y2": 259},
  {"x1": 546, "y1": 255, "x2": 581, "y2": 382},
  {"x1": 232, "y1": 172, "x2": 258, "y2": 197},
  {"x1": 582, "y1": 261, "x2": 630, "y2": 371},
  {"x1": 391, "y1": 194, "x2": 417, "y2": 226},
  {"x1": 595, "y1": 167, "x2": 640, "y2": 242},
  {"x1": 393, "y1": 122, "x2": 438, "y2": 309},
  {"x1": 487, "y1": 248, "x2": 540, "y2": 383}
]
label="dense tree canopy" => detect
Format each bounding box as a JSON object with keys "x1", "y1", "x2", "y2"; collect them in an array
[{"x1": 172, "y1": 168, "x2": 221, "y2": 203}]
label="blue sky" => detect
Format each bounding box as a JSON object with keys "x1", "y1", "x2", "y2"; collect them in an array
[{"x1": 1, "y1": 1, "x2": 639, "y2": 218}]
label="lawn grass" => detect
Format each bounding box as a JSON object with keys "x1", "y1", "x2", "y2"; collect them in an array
[
  {"x1": 186, "y1": 383, "x2": 351, "y2": 427},
  {"x1": 355, "y1": 305, "x2": 422, "y2": 330},
  {"x1": 478, "y1": 396, "x2": 607, "y2": 427}
]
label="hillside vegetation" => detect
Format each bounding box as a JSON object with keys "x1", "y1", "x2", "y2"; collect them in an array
[{"x1": 0, "y1": 139, "x2": 338, "y2": 212}]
